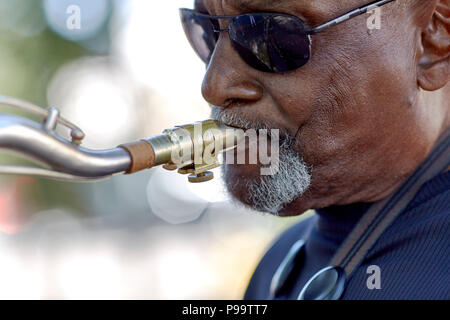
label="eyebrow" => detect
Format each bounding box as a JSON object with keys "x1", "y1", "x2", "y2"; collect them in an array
[
  {"x1": 195, "y1": 0, "x2": 286, "y2": 13},
  {"x1": 226, "y1": 0, "x2": 294, "y2": 14},
  {"x1": 232, "y1": 0, "x2": 285, "y2": 11}
]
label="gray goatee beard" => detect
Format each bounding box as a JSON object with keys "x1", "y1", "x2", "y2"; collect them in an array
[{"x1": 212, "y1": 106, "x2": 312, "y2": 215}]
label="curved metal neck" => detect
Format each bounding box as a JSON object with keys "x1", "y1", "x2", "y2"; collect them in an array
[
  {"x1": 0, "y1": 95, "x2": 237, "y2": 183},
  {"x1": 0, "y1": 114, "x2": 131, "y2": 181}
]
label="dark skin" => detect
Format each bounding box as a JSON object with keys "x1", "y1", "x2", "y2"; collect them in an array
[{"x1": 194, "y1": 0, "x2": 450, "y2": 216}]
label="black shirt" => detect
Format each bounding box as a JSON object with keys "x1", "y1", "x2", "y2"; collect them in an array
[{"x1": 244, "y1": 171, "x2": 450, "y2": 299}]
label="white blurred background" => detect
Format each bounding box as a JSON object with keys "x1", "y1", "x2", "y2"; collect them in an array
[{"x1": 0, "y1": 0, "x2": 306, "y2": 299}]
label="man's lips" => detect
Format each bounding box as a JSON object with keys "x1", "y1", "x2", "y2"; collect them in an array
[
  {"x1": 218, "y1": 117, "x2": 271, "y2": 131},
  {"x1": 212, "y1": 107, "x2": 264, "y2": 131},
  {"x1": 223, "y1": 122, "x2": 249, "y2": 130},
  {"x1": 212, "y1": 108, "x2": 286, "y2": 138}
]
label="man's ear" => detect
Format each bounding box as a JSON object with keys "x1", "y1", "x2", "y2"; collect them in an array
[{"x1": 417, "y1": 0, "x2": 450, "y2": 91}]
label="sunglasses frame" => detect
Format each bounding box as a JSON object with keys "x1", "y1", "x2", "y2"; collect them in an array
[{"x1": 180, "y1": 0, "x2": 396, "y2": 72}]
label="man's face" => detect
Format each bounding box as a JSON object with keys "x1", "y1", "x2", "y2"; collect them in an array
[{"x1": 193, "y1": 0, "x2": 447, "y2": 215}]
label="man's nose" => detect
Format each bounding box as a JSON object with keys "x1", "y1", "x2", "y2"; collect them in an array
[{"x1": 201, "y1": 37, "x2": 263, "y2": 107}]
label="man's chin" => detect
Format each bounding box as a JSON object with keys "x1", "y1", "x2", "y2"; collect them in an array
[
  {"x1": 221, "y1": 163, "x2": 261, "y2": 205},
  {"x1": 220, "y1": 129, "x2": 312, "y2": 216},
  {"x1": 221, "y1": 163, "x2": 312, "y2": 217}
]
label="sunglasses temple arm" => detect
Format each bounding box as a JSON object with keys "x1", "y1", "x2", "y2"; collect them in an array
[{"x1": 307, "y1": 0, "x2": 396, "y2": 35}]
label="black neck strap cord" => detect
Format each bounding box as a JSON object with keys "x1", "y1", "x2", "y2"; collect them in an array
[
  {"x1": 296, "y1": 128, "x2": 450, "y2": 299},
  {"x1": 268, "y1": 129, "x2": 450, "y2": 300}
]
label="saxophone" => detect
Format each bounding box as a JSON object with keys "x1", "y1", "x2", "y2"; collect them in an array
[{"x1": 0, "y1": 95, "x2": 237, "y2": 183}]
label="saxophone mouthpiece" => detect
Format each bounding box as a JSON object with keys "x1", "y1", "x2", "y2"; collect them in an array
[{"x1": 119, "y1": 120, "x2": 238, "y2": 183}]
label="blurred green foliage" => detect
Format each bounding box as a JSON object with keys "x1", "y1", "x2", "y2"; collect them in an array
[{"x1": 0, "y1": 0, "x2": 111, "y2": 215}]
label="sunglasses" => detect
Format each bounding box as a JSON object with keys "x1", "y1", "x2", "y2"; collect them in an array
[{"x1": 180, "y1": 0, "x2": 396, "y2": 73}]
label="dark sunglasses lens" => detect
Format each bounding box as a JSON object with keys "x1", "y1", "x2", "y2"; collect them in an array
[
  {"x1": 180, "y1": 9, "x2": 219, "y2": 63},
  {"x1": 229, "y1": 14, "x2": 311, "y2": 73}
]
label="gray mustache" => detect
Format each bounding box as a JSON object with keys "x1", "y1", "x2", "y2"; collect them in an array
[
  {"x1": 210, "y1": 106, "x2": 294, "y2": 146},
  {"x1": 211, "y1": 106, "x2": 270, "y2": 131}
]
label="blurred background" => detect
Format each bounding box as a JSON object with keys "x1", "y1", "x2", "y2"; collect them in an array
[{"x1": 0, "y1": 0, "x2": 307, "y2": 299}]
